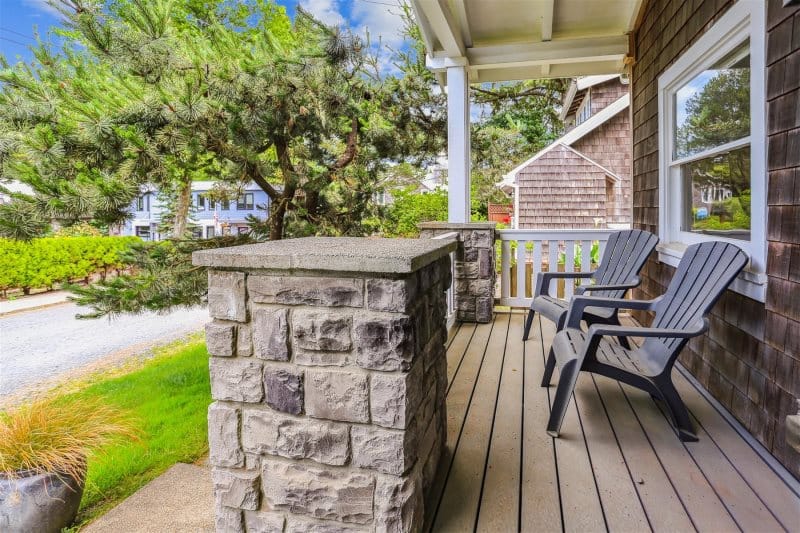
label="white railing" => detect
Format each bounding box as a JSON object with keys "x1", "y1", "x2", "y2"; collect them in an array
[
  {"x1": 433, "y1": 231, "x2": 459, "y2": 327},
  {"x1": 496, "y1": 229, "x2": 614, "y2": 308}
]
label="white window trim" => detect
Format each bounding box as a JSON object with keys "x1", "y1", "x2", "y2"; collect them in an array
[{"x1": 657, "y1": 0, "x2": 767, "y2": 302}]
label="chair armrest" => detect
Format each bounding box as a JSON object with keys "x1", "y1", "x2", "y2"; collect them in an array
[
  {"x1": 574, "y1": 278, "x2": 640, "y2": 295},
  {"x1": 587, "y1": 319, "x2": 708, "y2": 340},
  {"x1": 534, "y1": 271, "x2": 594, "y2": 297},
  {"x1": 565, "y1": 295, "x2": 657, "y2": 328}
]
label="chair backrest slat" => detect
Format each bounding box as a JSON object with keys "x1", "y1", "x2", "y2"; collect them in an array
[
  {"x1": 646, "y1": 242, "x2": 748, "y2": 354},
  {"x1": 591, "y1": 229, "x2": 659, "y2": 298}
]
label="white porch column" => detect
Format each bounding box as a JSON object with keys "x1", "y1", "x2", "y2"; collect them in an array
[{"x1": 447, "y1": 65, "x2": 470, "y2": 223}]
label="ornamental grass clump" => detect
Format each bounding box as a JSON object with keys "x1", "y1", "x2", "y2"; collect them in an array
[{"x1": 0, "y1": 397, "x2": 138, "y2": 481}]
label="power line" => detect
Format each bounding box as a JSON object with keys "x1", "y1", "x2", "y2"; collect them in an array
[
  {"x1": 0, "y1": 26, "x2": 36, "y2": 41},
  {"x1": 0, "y1": 36, "x2": 31, "y2": 47}
]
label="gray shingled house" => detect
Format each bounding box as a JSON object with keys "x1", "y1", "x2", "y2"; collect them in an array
[{"x1": 499, "y1": 75, "x2": 632, "y2": 230}]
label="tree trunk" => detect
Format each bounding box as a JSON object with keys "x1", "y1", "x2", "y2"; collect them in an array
[
  {"x1": 269, "y1": 199, "x2": 286, "y2": 241},
  {"x1": 173, "y1": 178, "x2": 192, "y2": 238}
]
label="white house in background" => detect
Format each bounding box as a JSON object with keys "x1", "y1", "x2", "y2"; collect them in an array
[
  {"x1": 374, "y1": 156, "x2": 448, "y2": 206},
  {"x1": 114, "y1": 181, "x2": 270, "y2": 240}
]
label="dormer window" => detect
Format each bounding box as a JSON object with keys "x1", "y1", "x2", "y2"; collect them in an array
[{"x1": 576, "y1": 89, "x2": 592, "y2": 125}]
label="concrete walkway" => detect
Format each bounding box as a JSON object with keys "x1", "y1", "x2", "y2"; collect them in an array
[
  {"x1": 0, "y1": 290, "x2": 70, "y2": 316},
  {"x1": 83, "y1": 463, "x2": 213, "y2": 532}
]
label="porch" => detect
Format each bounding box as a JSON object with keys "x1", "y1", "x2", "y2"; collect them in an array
[{"x1": 430, "y1": 310, "x2": 799, "y2": 532}]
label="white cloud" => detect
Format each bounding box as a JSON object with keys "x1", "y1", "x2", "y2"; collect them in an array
[
  {"x1": 22, "y1": 0, "x2": 63, "y2": 18},
  {"x1": 299, "y1": 0, "x2": 346, "y2": 27},
  {"x1": 350, "y1": 0, "x2": 405, "y2": 48}
]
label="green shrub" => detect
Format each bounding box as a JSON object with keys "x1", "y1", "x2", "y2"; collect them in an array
[{"x1": 0, "y1": 236, "x2": 139, "y2": 294}]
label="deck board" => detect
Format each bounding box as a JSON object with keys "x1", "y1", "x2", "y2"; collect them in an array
[
  {"x1": 520, "y1": 315, "x2": 561, "y2": 532},
  {"x1": 475, "y1": 313, "x2": 524, "y2": 532},
  {"x1": 574, "y1": 375, "x2": 650, "y2": 532},
  {"x1": 434, "y1": 314, "x2": 510, "y2": 531},
  {"x1": 428, "y1": 311, "x2": 799, "y2": 532}
]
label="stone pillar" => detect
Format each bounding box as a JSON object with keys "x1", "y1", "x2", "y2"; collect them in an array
[
  {"x1": 417, "y1": 222, "x2": 497, "y2": 323},
  {"x1": 193, "y1": 237, "x2": 455, "y2": 533}
]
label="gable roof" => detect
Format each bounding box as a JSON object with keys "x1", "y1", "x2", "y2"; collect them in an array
[{"x1": 498, "y1": 92, "x2": 630, "y2": 189}]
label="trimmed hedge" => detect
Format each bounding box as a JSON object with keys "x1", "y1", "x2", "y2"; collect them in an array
[{"x1": 0, "y1": 236, "x2": 139, "y2": 294}]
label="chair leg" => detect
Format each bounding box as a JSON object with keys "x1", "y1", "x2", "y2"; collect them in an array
[
  {"x1": 546, "y1": 358, "x2": 580, "y2": 437},
  {"x1": 655, "y1": 376, "x2": 698, "y2": 442},
  {"x1": 541, "y1": 346, "x2": 557, "y2": 387},
  {"x1": 523, "y1": 309, "x2": 535, "y2": 341}
]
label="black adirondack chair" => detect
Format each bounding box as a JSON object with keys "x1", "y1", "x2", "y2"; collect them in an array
[
  {"x1": 544, "y1": 241, "x2": 749, "y2": 441},
  {"x1": 523, "y1": 229, "x2": 658, "y2": 342}
]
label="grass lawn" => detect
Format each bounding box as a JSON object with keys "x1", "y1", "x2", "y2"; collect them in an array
[{"x1": 64, "y1": 335, "x2": 211, "y2": 527}]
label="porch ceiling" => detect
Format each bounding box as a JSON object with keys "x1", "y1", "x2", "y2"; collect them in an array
[{"x1": 412, "y1": 0, "x2": 643, "y2": 83}]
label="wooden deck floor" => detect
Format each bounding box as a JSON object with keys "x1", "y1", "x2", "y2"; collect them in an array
[{"x1": 427, "y1": 311, "x2": 800, "y2": 533}]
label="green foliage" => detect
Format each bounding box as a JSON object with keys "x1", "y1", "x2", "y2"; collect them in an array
[
  {"x1": 381, "y1": 188, "x2": 448, "y2": 237},
  {"x1": 0, "y1": 236, "x2": 137, "y2": 294},
  {"x1": 61, "y1": 336, "x2": 211, "y2": 526},
  {"x1": 53, "y1": 222, "x2": 104, "y2": 237},
  {"x1": 692, "y1": 195, "x2": 751, "y2": 232},
  {"x1": 68, "y1": 235, "x2": 253, "y2": 318}
]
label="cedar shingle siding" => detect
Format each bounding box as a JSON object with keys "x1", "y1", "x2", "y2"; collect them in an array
[
  {"x1": 517, "y1": 144, "x2": 608, "y2": 228},
  {"x1": 632, "y1": 0, "x2": 799, "y2": 475},
  {"x1": 516, "y1": 79, "x2": 632, "y2": 229}
]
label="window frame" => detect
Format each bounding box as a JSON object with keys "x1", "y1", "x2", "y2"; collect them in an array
[
  {"x1": 197, "y1": 194, "x2": 206, "y2": 211},
  {"x1": 237, "y1": 193, "x2": 254, "y2": 211},
  {"x1": 657, "y1": 1, "x2": 766, "y2": 301},
  {"x1": 575, "y1": 88, "x2": 592, "y2": 125}
]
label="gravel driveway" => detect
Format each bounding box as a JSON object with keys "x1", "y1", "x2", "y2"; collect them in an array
[{"x1": 0, "y1": 302, "x2": 208, "y2": 396}]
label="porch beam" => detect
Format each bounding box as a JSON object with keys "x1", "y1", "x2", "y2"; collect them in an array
[
  {"x1": 474, "y1": 60, "x2": 625, "y2": 82},
  {"x1": 466, "y1": 35, "x2": 629, "y2": 69},
  {"x1": 453, "y1": 0, "x2": 473, "y2": 47},
  {"x1": 447, "y1": 65, "x2": 470, "y2": 223},
  {"x1": 541, "y1": 0, "x2": 554, "y2": 41},
  {"x1": 417, "y1": 0, "x2": 465, "y2": 57}
]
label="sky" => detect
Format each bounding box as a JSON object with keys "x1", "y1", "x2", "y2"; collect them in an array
[{"x1": 0, "y1": 0, "x2": 408, "y2": 68}]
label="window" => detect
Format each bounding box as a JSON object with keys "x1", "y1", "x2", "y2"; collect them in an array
[
  {"x1": 197, "y1": 194, "x2": 205, "y2": 211},
  {"x1": 206, "y1": 226, "x2": 215, "y2": 238},
  {"x1": 221, "y1": 200, "x2": 230, "y2": 210},
  {"x1": 658, "y1": 1, "x2": 766, "y2": 300},
  {"x1": 191, "y1": 227, "x2": 202, "y2": 239},
  {"x1": 136, "y1": 194, "x2": 149, "y2": 211},
  {"x1": 135, "y1": 225, "x2": 150, "y2": 240},
  {"x1": 237, "y1": 193, "x2": 254, "y2": 210},
  {"x1": 576, "y1": 89, "x2": 591, "y2": 125}
]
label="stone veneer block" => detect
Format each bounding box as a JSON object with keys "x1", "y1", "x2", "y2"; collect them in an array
[
  {"x1": 353, "y1": 315, "x2": 414, "y2": 372},
  {"x1": 212, "y1": 468, "x2": 261, "y2": 511},
  {"x1": 244, "y1": 511, "x2": 285, "y2": 533},
  {"x1": 241, "y1": 410, "x2": 349, "y2": 466},
  {"x1": 292, "y1": 310, "x2": 352, "y2": 352},
  {"x1": 208, "y1": 271, "x2": 247, "y2": 322},
  {"x1": 263, "y1": 366, "x2": 304, "y2": 415},
  {"x1": 206, "y1": 322, "x2": 236, "y2": 357},
  {"x1": 194, "y1": 237, "x2": 455, "y2": 532},
  {"x1": 261, "y1": 460, "x2": 375, "y2": 524},
  {"x1": 252, "y1": 308, "x2": 290, "y2": 361},
  {"x1": 248, "y1": 276, "x2": 364, "y2": 308},
  {"x1": 369, "y1": 361, "x2": 424, "y2": 429},
  {"x1": 209, "y1": 358, "x2": 263, "y2": 403},
  {"x1": 305, "y1": 369, "x2": 370, "y2": 423},
  {"x1": 367, "y1": 278, "x2": 418, "y2": 313},
  {"x1": 208, "y1": 403, "x2": 244, "y2": 468}
]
